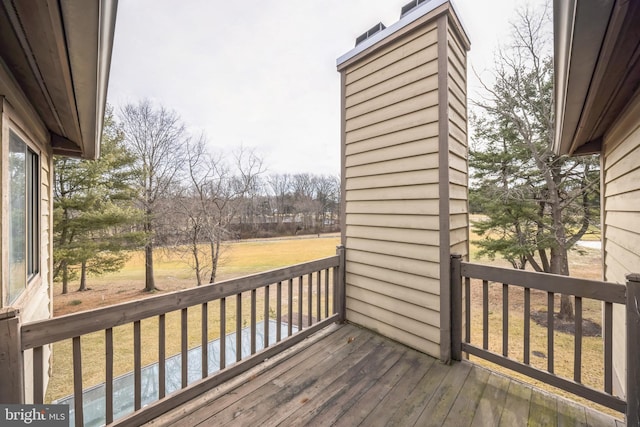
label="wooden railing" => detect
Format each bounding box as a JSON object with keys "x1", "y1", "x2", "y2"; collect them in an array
[
  {"x1": 451, "y1": 254, "x2": 640, "y2": 425},
  {"x1": 0, "y1": 246, "x2": 345, "y2": 426}
]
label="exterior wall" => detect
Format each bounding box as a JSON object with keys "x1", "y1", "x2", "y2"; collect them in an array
[
  {"x1": 602, "y1": 88, "x2": 640, "y2": 397},
  {"x1": 446, "y1": 24, "x2": 469, "y2": 261},
  {"x1": 0, "y1": 92, "x2": 54, "y2": 402},
  {"x1": 339, "y1": 9, "x2": 469, "y2": 359},
  {"x1": 445, "y1": 21, "x2": 469, "y2": 357}
]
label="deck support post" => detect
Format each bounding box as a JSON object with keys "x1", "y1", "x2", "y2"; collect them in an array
[
  {"x1": 0, "y1": 308, "x2": 24, "y2": 403},
  {"x1": 626, "y1": 273, "x2": 640, "y2": 426},
  {"x1": 335, "y1": 245, "x2": 346, "y2": 322},
  {"x1": 451, "y1": 254, "x2": 463, "y2": 361}
]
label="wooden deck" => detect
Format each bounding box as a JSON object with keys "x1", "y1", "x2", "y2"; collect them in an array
[{"x1": 145, "y1": 323, "x2": 624, "y2": 427}]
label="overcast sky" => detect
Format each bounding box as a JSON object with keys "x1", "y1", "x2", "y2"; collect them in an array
[{"x1": 107, "y1": 0, "x2": 547, "y2": 176}]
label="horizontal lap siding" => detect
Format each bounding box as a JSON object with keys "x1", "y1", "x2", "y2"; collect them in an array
[
  {"x1": 448, "y1": 26, "x2": 468, "y2": 260},
  {"x1": 602, "y1": 92, "x2": 640, "y2": 397},
  {"x1": 343, "y1": 21, "x2": 441, "y2": 356}
]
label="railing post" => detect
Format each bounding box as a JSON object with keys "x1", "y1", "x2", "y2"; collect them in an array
[
  {"x1": 451, "y1": 254, "x2": 462, "y2": 361},
  {"x1": 335, "y1": 245, "x2": 346, "y2": 322},
  {"x1": 0, "y1": 308, "x2": 24, "y2": 403},
  {"x1": 626, "y1": 273, "x2": 640, "y2": 426}
]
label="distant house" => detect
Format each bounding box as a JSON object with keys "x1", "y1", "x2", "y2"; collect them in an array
[
  {"x1": 0, "y1": 1, "x2": 117, "y2": 403},
  {"x1": 553, "y1": 0, "x2": 640, "y2": 399}
]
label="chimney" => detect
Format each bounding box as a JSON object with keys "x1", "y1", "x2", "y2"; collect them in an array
[{"x1": 355, "y1": 22, "x2": 386, "y2": 46}]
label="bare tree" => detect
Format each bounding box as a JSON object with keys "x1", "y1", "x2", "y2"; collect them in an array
[
  {"x1": 232, "y1": 146, "x2": 266, "y2": 234},
  {"x1": 313, "y1": 174, "x2": 341, "y2": 230},
  {"x1": 177, "y1": 141, "x2": 265, "y2": 285},
  {"x1": 120, "y1": 100, "x2": 188, "y2": 292},
  {"x1": 268, "y1": 173, "x2": 293, "y2": 224}
]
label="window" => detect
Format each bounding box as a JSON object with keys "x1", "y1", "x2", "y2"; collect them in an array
[{"x1": 8, "y1": 130, "x2": 39, "y2": 304}]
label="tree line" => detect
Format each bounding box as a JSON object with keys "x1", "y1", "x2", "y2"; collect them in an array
[{"x1": 53, "y1": 101, "x2": 340, "y2": 293}]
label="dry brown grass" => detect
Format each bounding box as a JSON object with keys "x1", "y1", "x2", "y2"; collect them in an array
[
  {"x1": 46, "y1": 231, "x2": 615, "y2": 417},
  {"x1": 53, "y1": 234, "x2": 340, "y2": 316},
  {"x1": 45, "y1": 235, "x2": 339, "y2": 402},
  {"x1": 468, "y1": 244, "x2": 619, "y2": 417}
]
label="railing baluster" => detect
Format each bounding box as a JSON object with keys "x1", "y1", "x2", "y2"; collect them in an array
[
  {"x1": 264, "y1": 285, "x2": 270, "y2": 349},
  {"x1": 15, "y1": 256, "x2": 342, "y2": 425},
  {"x1": 465, "y1": 277, "x2": 470, "y2": 344},
  {"x1": 450, "y1": 261, "x2": 628, "y2": 414},
  {"x1": 298, "y1": 276, "x2": 304, "y2": 330},
  {"x1": 502, "y1": 283, "x2": 508, "y2": 357},
  {"x1": 547, "y1": 292, "x2": 554, "y2": 373},
  {"x1": 574, "y1": 297, "x2": 582, "y2": 383},
  {"x1": 181, "y1": 308, "x2": 188, "y2": 388},
  {"x1": 105, "y1": 328, "x2": 113, "y2": 424},
  {"x1": 483, "y1": 280, "x2": 489, "y2": 349},
  {"x1": 33, "y1": 346, "x2": 43, "y2": 404},
  {"x1": 251, "y1": 289, "x2": 257, "y2": 355},
  {"x1": 288, "y1": 279, "x2": 293, "y2": 337},
  {"x1": 604, "y1": 301, "x2": 613, "y2": 393},
  {"x1": 202, "y1": 302, "x2": 208, "y2": 378},
  {"x1": 134, "y1": 320, "x2": 141, "y2": 409},
  {"x1": 308, "y1": 273, "x2": 313, "y2": 326},
  {"x1": 317, "y1": 271, "x2": 321, "y2": 322},
  {"x1": 524, "y1": 288, "x2": 530, "y2": 364},
  {"x1": 332, "y1": 267, "x2": 345, "y2": 322},
  {"x1": 324, "y1": 268, "x2": 329, "y2": 318},
  {"x1": 236, "y1": 293, "x2": 242, "y2": 363},
  {"x1": 72, "y1": 336, "x2": 83, "y2": 427},
  {"x1": 276, "y1": 282, "x2": 282, "y2": 342},
  {"x1": 451, "y1": 255, "x2": 462, "y2": 361},
  {"x1": 220, "y1": 298, "x2": 226, "y2": 370},
  {"x1": 158, "y1": 314, "x2": 166, "y2": 399},
  {"x1": 627, "y1": 274, "x2": 640, "y2": 426}
]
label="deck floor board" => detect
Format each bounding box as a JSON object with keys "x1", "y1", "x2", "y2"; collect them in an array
[{"x1": 145, "y1": 323, "x2": 624, "y2": 427}]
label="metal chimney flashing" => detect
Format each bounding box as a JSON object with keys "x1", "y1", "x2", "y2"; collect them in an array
[
  {"x1": 355, "y1": 22, "x2": 387, "y2": 46},
  {"x1": 401, "y1": 0, "x2": 430, "y2": 18},
  {"x1": 337, "y1": 0, "x2": 449, "y2": 68}
]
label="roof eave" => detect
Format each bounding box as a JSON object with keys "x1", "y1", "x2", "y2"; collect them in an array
[
  {"x1": 59, "y1": 0, "x2": 118, "y2": 160},
  {"x1": 552, "y1": 0, "x2": 576, "y2": 156},
  {"x1": 553, "y1": 0, "x2": 632, "y2": 157}
]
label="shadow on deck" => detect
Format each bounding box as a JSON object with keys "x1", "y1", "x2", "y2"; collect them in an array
[{"x1": 145, "y1": 323, "x2": 624, "y2": 427}]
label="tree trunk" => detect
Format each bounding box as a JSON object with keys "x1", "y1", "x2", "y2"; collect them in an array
[
  {"x1": 193, "y1": 243, "x2": 202, "y2": 287},
  {"x1": 144, "y1": 243, "x2": 156, "y2": 291},
  {"x1": 209, "y1": 238, "x2": 220, "y2": 284},
  {"x1": 61, "y1": 261, "x2": 68, "y2": 295},
  {"x1": 558, "y1": 253, "x2": 573, "y2": 320},
  {"x1": 143, "y1": 213, "x2": 157, "y2": 292},
  {"x1": 546, "y1": 163, "x2": 574, "y2": 321},
  {"x1": 550, "y1": 245, "x2": 574, "y2": 320},
  {"x1": 78, "y1": 261, "x2": 87, "y2": 292}
]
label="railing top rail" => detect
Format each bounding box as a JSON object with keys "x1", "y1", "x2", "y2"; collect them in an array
[
  {"x1": 460, "y1": 261, "x2": 626, "y2": 304},
  {"x1": 21, "y1": 256, "x2": 340, "y2": 350}
]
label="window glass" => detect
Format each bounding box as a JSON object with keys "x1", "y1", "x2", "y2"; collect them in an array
[{"x1": 8, "y1": 131, "x2": 39, "y2": 304}]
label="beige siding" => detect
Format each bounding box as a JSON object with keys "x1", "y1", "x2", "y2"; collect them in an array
[
  {"x1": 343, "y1": 19, "x2": 442, "y2": 356},
  {"x1": 341, "y1": 7, "x2": 469, "y2": 359},
  {"x1": 602, "y1": 90, "x2": 640, "y2": 397},
  {"x1": 447, "y1": 25, "x2": 469, "y2": 261}
]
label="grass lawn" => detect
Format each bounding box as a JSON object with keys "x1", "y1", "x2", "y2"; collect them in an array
[
  {"x1": 53, "y1": 234, "x2": 341, "y2": 316},
  {"x1": 46, "y1": 234, "x2": 341, "y2": 402},
  {"x1": 46, "y1": 230, "x2": 615, "y2": 417}
]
